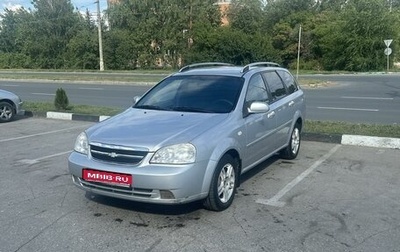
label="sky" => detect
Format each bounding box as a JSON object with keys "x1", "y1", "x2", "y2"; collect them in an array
[{"x1": 1, "y1": 0, "x2": 108, "y2": 14}]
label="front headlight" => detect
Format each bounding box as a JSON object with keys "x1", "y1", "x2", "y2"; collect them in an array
[
  {"x1": 74, "y1": 132, "x2": 89, "y2": 155},
  {"x1": 150, "y1": 143, "x2": 196, "y2": 164}
]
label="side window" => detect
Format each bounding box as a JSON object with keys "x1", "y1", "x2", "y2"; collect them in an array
[
  {"x1": 245, "y1": 74, "x2": 269, "y2": 104},
  {"x1": 277, "y1": 70, "x2": 298, "y2": 94},
  {"x1": 262, "y1": 71, "x2": 287, "y2": 101}
]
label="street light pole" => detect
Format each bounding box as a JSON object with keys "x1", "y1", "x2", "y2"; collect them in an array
[
  {"x1": 296, "y1": 24, "x2": 302, "y2": 80},
  {"x1": 96, "y1": 0, "x2": 104, "y2": 71}
]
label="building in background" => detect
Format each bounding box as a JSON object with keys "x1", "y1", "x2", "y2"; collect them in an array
[{"x1": 217, "y1": 0, "x2": 231, "y2": 26}]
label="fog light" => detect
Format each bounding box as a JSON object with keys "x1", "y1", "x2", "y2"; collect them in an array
[{"x1": 160, "y1": 190, "x2": 175, "y2": 199}]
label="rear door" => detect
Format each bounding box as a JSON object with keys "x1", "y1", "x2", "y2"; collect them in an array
[{"x1": 261, "y1": 71, "x2": 292, "y2": 150}]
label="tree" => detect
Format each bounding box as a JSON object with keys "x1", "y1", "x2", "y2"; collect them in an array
[
  {"x1": 107, "y1": 0, "x2": 221, "y2": 68},
  {"x1": 22, "y1": 0, "x2": 82, "y2": 68},
  {"x1": 54, "y1": 88, "x2": 69, "y2": 110},
  {"x1": 227, "y1": 0, "x2": 265, "y2": 34},
  {"x1": 315, "y1": 0, "x2": 399, "y2": 71},
  {"x1": 64, "y1": 10, "x2": 99, "y2": 69},
  {"x1": 0, "y1": 8, "x2": 33, "y2": 68}
]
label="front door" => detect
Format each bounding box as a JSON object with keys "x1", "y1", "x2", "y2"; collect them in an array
[{"x1": 243, "y1": 74, "x2": 277, "y2": 171}]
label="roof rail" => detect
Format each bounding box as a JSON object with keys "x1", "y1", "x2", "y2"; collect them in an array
[
  {"x1": 241, "y1": 62, "x2": 280, "y2": 73},
  {"x1": 179, "y1": 62, "x2": 233, "y2": 72}
]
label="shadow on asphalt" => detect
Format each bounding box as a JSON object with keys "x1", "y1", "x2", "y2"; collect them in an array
[
  {"x1": 84, "y1": 154, "x2": 282, "y2": 215},
  {"x1": 85, "y1": 192, "x2": 204, "y2": 215}
]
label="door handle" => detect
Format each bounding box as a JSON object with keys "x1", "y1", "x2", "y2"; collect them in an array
[
  {"x1": 267, "y1": 111, "x2": 275, "y2": 118},
  {"x1": 288, "y1": 101, "x2": 295, "y2": 107}
]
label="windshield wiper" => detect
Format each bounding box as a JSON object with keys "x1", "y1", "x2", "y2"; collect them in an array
[
  {"x1": 172, "y1": 106, "x2": 213, "y2": 113},
  {"x1": 135, "y1": 105, "x2": 170, "y2": 111}
]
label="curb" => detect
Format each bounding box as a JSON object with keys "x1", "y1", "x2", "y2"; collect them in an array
[
  {"x1": 302, "y1": 132, "x2": 400, "y2": 150},
  {"x1": 23, "y1": 111, "x2": 400, "y2": 150},
  {"x1": 24, "y1": 111, "x2": 110, "y2": 122}
]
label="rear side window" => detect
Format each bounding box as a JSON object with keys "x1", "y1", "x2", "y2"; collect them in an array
[
  {"x1": 277, "y1": 70, "x2": 298, "y2": 94},
  {"x1": 262, "y1": 71, "x2": 287, "y2": 101}
]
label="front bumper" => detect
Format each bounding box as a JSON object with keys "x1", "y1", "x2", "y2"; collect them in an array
[
  {"x1": 16, "y1": 101, "x2": 24, "y2": 115},
  {"x1": 68, "y1": 151, "x2": 212, "y2": 204}
]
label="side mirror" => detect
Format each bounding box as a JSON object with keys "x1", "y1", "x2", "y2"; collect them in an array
[{"x1": 248, "y1": 101, "x2": 270, "y2": 114}]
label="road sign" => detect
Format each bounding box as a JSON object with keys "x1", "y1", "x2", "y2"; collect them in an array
[
  {"x1": 384, "y1": 48, "x2": 392, "y2": 56},
  {"x1": 384, "y1": 39, "x2": 393, "y2": 47}
]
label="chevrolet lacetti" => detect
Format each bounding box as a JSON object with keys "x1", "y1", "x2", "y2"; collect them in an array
[{"x1": 68, "y1": 62, "x2": 306, "y2": 211}]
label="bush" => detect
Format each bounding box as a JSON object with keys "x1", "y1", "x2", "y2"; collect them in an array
[{"x1": 54, "y1": 88, "x2": 69, "y2": 110}]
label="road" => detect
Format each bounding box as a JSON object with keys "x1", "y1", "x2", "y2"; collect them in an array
[
  {"x1": 1, "y1": 73, "x2": 399, "y2": 124},
  {"x1": 299, "y1": 74, "x2": 400, "y2": 124},
  {"x1": 1, "y1": 117, "x2": 399, "y2": 252}
]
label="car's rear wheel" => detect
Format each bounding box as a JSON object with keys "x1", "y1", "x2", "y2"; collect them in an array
[
  {"x1": 203, "y1": 154, "x2": 238, "y2": 211},
  {"x1": 280, "y1": 123, "x2": 301, "y2": 160},
  {"x1": 0, "y1": 101, "x2": 15, "y2": 123}
]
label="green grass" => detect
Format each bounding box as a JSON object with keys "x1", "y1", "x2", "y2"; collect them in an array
[
  {"x1": 0, "y1": 69, "x2": 170, "y2": 83},
  {"x1": 24, "y1": 101, "x2": 123, "y2": 116},
  {"x1": 304, "y1": 120, "x2": 400, "y2": 138},
  {"x1": 23, "y1": 101, "x2": 400, "y2": 138}
]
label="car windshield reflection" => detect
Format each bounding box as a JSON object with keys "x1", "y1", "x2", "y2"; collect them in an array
[{"x1": 134, "y1": 75, "x2": 244, "y2": 113}]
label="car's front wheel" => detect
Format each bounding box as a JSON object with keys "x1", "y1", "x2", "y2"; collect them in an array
[
  {"x1": 280, "y1": 123, "x2": 301, "y2": 160},
  {"x1": 203, "y1": 154, "x2": 238, "y2": 211},
  {"x1": 0, "y1": 101, "x2": 15, "y2": 123}
]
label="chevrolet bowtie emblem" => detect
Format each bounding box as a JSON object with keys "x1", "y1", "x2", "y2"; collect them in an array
[{"x1": 108, "y1": 152, "x2": 118, "y2": 158}]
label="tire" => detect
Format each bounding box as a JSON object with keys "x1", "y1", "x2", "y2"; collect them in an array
[
  {"x1": 203, "y1": 154, "x2": 238, "y2": 211},
  {"x1": 0, "y1": 101, "x2": 15, "y2": 123},
  {"x1": 280, "y1": 123, "x2": 301, "y2": 160}
]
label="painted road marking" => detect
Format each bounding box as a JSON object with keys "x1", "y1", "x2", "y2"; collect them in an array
[
  {"x1": 32, "y1": 93, "x2": 55, "y2": 96},
  {"x1": 256, "y1": 144, "x2": 341, "y2": 207},
  {"x1": 0, "y1": 125, "x2": 88, "y2": 143},
  {"x1": 79, "y1": 87, "x2": 104, "y2": 90},
  {"x1": 1, "y1": 84, "x2": 19, "y2": 87},
  {"x1": 18, "y1": 150, "x2": 72, "y2": 165},
  {"x1": 318, "y1": 107, "x2": 378, "y2": 112},
  {"x1": 341, "y1": 96, "x2": 393, "y2": 100}
]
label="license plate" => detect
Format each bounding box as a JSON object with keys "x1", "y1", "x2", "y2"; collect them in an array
[{"x1": 83, "y1": 169, "x2": 132, "y2": 187}]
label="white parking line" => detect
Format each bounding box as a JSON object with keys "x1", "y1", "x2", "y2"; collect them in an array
[
  {"x1": 256, "y1": 144, "x2": 341, "y2": 207},
  {"x1": 318, "y1": 107, "x2": 379, "y2": 112},
  {"x1": 18, "y1": 150, "x2": 72, "y2": 165},
  {"x1": 341, "y1": 96, "x2": 393, "y2": 100},
  {"x1": 0, "y1": 125, "x2": 87, "y2": 143}
]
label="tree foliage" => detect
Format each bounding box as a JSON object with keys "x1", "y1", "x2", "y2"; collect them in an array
[
  {"x1": 0, "y1": 0, "x2": 400, "y2": 71},
  {"x1": 54, "y1": 88, "x2": 69, "y2": 110}
]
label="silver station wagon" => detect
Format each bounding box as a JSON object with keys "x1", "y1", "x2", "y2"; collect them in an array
[{"x1": 68, "y1": 62, "x2": 306, "y2": 211}]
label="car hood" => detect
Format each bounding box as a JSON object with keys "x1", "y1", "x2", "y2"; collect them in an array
[{"x1": 87, "y1": 108, "x2": 229, "y2": 151}]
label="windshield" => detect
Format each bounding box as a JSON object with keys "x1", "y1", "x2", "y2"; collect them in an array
[{"x1": 135, "y1": 75, "x2": 244, "y2": 113}]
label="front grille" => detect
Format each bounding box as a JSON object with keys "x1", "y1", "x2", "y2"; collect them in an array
[
  {"x1": 75, "y1": 176, "x2": 157, "y2": 198},
  {"x1": 90, "y1": 143, "x2": 148, "y2": 165}
]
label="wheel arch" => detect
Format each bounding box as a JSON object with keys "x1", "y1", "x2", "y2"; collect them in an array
[
  {"x1": 0, "y1": 99, "x2": 16, "y2": 111},
  {"x1": 286, "y1": 114, "x2": 303, "y2": 144},
  {"x1": 200, "y1": 140, "x2": 243, "y2": 195}
]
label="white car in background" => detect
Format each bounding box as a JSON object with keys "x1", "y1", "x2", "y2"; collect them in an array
[{"x1": 0, "y1": 89, "x2": 24, "y2": 123}]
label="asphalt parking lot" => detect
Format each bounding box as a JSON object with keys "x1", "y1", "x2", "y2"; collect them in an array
[{"x1": 1, "y1": 117, "x2": 399, "y2": 252}]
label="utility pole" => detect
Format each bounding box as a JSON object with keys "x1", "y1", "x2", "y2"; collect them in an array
[
  {"x1": 188, "y1": 0, "x2": 193, "y2": 49},
  {"x1": 96, "y1": 0, "x2": 104, "y2": 71},
  {"x1": 296, "y1": 24, "x2": 302, "y2": 80}
]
